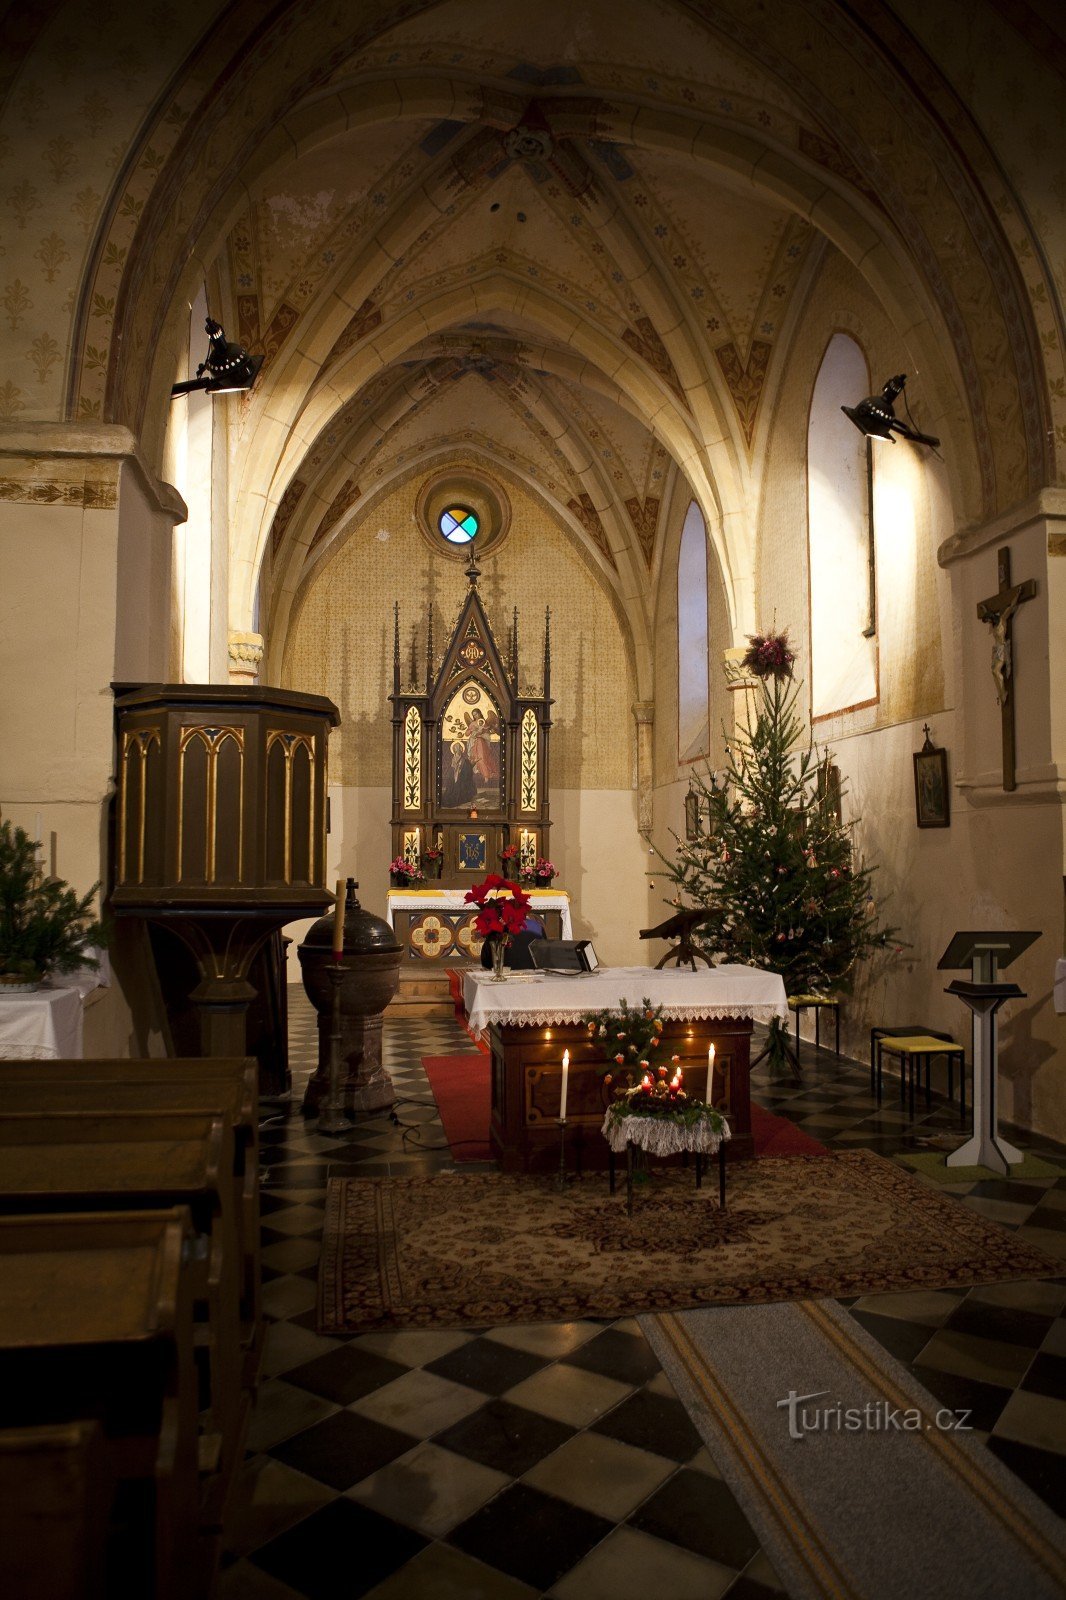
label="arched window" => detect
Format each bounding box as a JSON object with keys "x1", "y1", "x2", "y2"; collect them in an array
[
  {"x1": 808, "y1": 334, "x2": 877, "y2": 719},
  {"x1": 677, "y1": 500, "x2": 709, "y2": 761}
]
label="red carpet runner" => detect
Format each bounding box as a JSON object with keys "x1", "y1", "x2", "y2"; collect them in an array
[{"x1": 422, "y1": 1052, "x2": 828, "y2": 1164}]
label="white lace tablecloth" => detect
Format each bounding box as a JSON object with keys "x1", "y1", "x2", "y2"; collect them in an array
[
  {"x1": 601, "y1": 1111, "x2": 731, "y2": 1157},
  {"x1": 463, "y1": 963, "x2": 788, "y2": 1040},
  {"x1": 386, "y1": 889, "x2": 572, "y2": 939}
]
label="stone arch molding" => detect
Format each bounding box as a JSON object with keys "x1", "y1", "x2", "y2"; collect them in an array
[{"x1": 236, "y1": 268, "x2": 742, "y2": 636}]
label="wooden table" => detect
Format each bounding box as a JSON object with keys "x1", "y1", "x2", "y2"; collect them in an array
[{"x1": 462, "y1": 965, "x2": 788, "y2": 1173}]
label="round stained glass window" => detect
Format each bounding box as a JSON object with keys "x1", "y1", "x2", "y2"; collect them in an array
[{"x1": 438, "y1": 505, "x2": 479, "y2": 545}]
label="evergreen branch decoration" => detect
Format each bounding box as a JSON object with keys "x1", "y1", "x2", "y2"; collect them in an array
[
  {"x1": 583, "y1": 996, "x2": 669, "y2": 1077},
  {"x1": 0, "y1": 821, "x2": 107, "y2": 982}
]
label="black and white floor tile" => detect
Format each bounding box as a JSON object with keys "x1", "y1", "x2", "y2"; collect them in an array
[{"x1": 218, "y1": 992, "x2": 1066, "y2": 1597}]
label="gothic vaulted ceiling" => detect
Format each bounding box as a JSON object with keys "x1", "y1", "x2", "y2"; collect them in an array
[{"x1": 4, "y1": 0, "x2": 1061, "y2": 663}]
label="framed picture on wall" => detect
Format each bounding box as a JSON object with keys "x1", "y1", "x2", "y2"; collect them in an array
[{"x1": 913, "y1": 728, "x2": 950, "y2": 828}]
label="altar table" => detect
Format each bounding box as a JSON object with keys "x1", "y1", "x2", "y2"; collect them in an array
[
  {"x1": 0, "y1": 956, "x2": 110, "y2": 1061},
  {"x1": 463, "y1": 965, "x2": 787, "y2": 1171},
  {"x1": 387, "y1": 890, "x2": 571, "y2": 977}
]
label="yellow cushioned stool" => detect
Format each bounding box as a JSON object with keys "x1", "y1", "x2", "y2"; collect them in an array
[
  {"x1": 786, "y1": 995, "x2": 841, "y2": 1067},
  {"x1": 876, "y1": 1033, "x2": 966, "y2": 1121}
]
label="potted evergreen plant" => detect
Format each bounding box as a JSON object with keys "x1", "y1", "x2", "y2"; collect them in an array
[{"x1": 0, "y1": 820, "x2": 106, "y2": 990}]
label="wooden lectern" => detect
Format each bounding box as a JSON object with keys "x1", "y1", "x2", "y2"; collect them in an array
[{"x1": 938, "y1": 930, "x2": 1039, "y2": 1175}]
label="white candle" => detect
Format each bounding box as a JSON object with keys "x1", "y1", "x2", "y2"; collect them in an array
[
  {"x1": 559, "y1": 1049, "x2": 570, "y2": 1121},
  {"x1": 332, "y1": 878, "x2": 345, "y2": 956},
  {"x1": 33, "y1": 812, "x2": 44, "y2": 874},
  {"x1": 706, "y1": 1044, "x2": 715, "y2": 1104}
]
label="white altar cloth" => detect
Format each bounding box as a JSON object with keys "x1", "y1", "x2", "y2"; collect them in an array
[
  {"x1": 462, "y1": 963, "x2": 788, "y2": 1040},
  {"x1": 0, "y1": 986, "x2": 85, "y2": 1060},
  {"x1": 0, "y1": 953, "x2": 111, "y2": 1061},
  {"x1": 387, "y1": 888, "x2": 572, "y2": 939}
]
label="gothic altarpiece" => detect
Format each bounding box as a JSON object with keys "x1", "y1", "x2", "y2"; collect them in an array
[{"x1": 389, "y1": 558, "x2": 561, "y2": 969}]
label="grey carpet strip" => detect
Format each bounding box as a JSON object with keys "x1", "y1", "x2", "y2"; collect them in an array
[{"x1": 641, "y1": 1301, "x2": 1066, "y2": 1600}]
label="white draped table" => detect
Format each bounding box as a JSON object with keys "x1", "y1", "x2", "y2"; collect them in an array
[
  {"x1": 387, "y1": 887, "x2": 572, "y2": 938},
  {"x1": 463, "y1": 962, "x2": 787, "y2": 1040},
  {"x1": 0, "y1": 955, "x2": 111, "y2": 1061},
  {"x1": 461, "y1": 964, "x2": 787, "y2": 1170}
]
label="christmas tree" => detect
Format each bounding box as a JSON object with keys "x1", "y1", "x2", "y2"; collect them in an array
[
  {"x1": 0, "y1": 820, "x2": 106, "y2": 983},
  {"x1": 661, "y1": 633, "x2": 897, "y2": 1069}
]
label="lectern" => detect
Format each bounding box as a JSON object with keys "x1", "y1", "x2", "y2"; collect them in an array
[{"x1": 938, "y1": 930, "x2": 1039, "y2": 1175}]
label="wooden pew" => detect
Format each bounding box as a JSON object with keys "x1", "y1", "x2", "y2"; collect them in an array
[
  {"x1": 0, "y1": 1209, "x2": 203, "y2": 1600},
  {"x1": 0, "y1": 1060, "x2": 261, "y2": 1377},
  {"x1": 0, "y1": 1109, "x2": 242, "y2": 1510},
  {"x1": 0, "y1": 1420, "x2": 112, "y2": 1599}
]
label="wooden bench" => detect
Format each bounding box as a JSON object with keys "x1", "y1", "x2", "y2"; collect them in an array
[
  {"x1": 0, "y1": 1420, "x2": 112, "y2": 1599},
  {"x1": 0, "y1": 1059, "x2": 262, "y2": 1379},
  {"x1": 0, "y1": 1109, "x2": 243, "y2": 1504},
  {"x1": 0, "y1": 1208, "x2": 204, "y2": 1599}
]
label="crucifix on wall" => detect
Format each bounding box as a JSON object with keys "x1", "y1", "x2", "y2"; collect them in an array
[{"x1": 976, "y1": 546, "x2": 1037, "y2": 792}]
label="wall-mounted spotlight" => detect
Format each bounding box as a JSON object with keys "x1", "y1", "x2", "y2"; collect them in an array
[
  {"x1": 841, "y1": 373, "x2": 939, "y2": 449},
  {"x1": 170, "y1": 318, "x2": 264, "y2": 399}
]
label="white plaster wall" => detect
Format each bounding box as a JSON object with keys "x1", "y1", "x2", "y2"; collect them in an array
[{"x1": 0, "y1": 445, "x2": 177, "y2": 1056}]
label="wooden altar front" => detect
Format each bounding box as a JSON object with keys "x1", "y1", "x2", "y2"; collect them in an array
[{"x1": 488, "y1": 1017, "x2": 754, "y2": 1172}]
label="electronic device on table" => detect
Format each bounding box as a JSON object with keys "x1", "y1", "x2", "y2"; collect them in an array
[{"x1": 531, "y1": 938, "x2": 599, "y2": 974}]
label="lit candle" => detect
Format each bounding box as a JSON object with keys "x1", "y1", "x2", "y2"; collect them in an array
[
  {"x1": 559, "y1": 1049, "x2": 570, "y2": 1121},
  {"x1": 706, "y1": 1044, "x2": 715, "y2": 1104},
  {"x1": 332, "y1": 878, "x2": 345, "y2": 958}
]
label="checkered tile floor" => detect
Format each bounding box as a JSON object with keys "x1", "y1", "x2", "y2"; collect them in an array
[{"x1": 218, "y1": 991, "x2": 1066, "y2": 1597}]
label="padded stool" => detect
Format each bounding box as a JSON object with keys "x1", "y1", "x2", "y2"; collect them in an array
[
  {"x1": 876, "y1": 1033, "x2": 966, "y2": 1120},
  {"x1": 870, "y1": 1025, "x2": 954, "y2": 1094},
  {"x1": 787, "y1": 995, "x2": 841, "y2": 1066}
]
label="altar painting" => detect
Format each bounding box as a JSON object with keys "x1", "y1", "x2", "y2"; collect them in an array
[{"x1": 440, "y1": 682, "x2": 502, "y2": 810}]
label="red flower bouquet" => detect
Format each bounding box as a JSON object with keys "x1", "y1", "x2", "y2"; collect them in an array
[{"x1": 465, "y1": 874, "x2": 531, "y2": 977}]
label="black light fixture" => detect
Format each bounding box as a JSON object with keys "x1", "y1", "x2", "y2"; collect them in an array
[
  {"x1": 170, "y1": 317, "x2": 264, "y2": 398},
  {"x1": 841, "y1": 373, "x2": 939, "y2": 448}
]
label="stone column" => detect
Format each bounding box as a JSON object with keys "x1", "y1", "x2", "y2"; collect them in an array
[
  {"x1": 633, "y1": 701, "x2": 654, "y2": 837},
  {"x1": 723, "y1": 647, "x2": 758, "y2": 746}
]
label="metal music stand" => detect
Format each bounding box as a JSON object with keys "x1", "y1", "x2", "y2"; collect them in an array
[{"x1": 937, "y1": 930, "x2": 1039, "y2": 1175}]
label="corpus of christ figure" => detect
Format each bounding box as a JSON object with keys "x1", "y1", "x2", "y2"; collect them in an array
[{"x1": 976, "y1": 546, "x2": 1036, "y2": 792}]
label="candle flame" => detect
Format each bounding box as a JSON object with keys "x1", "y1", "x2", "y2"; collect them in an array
[{"x1": 562, "y1": 1049, "x2": 569, "y2": 1069}]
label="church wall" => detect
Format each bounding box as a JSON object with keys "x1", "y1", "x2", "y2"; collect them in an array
[
  {"x1": 279, "y1": 470, "x2": 651, "y2": 965},
  {"x1": 757, "y1": 253, "x2": 1065, "y2": 1141},
  {"x1": 0, "y1": 433, "x2": 179, "y2": 1056}
]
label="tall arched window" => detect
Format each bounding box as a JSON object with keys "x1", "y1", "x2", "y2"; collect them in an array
[
  {"x1": 808, "y1": 334, "x2": 877, "y2": 719},
  {"x1": 678, "y1": 500, "x2": 709, "y2": 761}
]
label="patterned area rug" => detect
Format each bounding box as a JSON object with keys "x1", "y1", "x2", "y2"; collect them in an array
[{"x1": 317, "y1": 1149, "x2": 1059, "y2": 1333}]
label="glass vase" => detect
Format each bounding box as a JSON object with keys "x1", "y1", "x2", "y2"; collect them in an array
[{"x1": 489, "y1": 937, "x2": 508, "y2": 982}]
